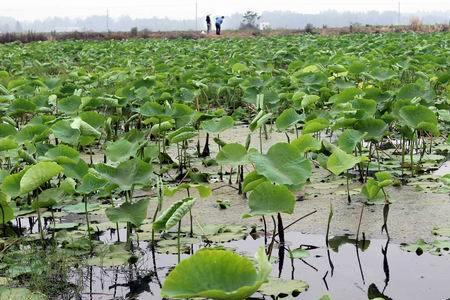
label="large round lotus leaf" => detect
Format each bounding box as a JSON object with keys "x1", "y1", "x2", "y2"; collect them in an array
[
  {"x1": 275, "y1": 108, "x2": 303, "y2": 131},
  {"x1": 302, "y1": 118, "x2": 329, "y2": 134},
  {"x1": 249, "y1": 143, "x2": 311, "y2": 185},
  {"x1": 329, "y1": 87, "x2": 362, "y2": 105},
  {"x1": 0, "y1": 137, "x2": 18, "y2": 152},
  {"x1": 44, "y1": 144, "x2": 80, "y2": 161},
  {"x1": 57, "y1": 95, "x2": 81, "y2": 115},
  {"x1": 398, "y1": 105, "x2": 439, "y2": 135},
  {"x1": 291, "y1": 134, "x2": 321, "y2": 153},
  {"x1": 20, "y1": 162, "x2": 63, "y2": 194},
  {"x1": 337, "y1": 129, "x2": 367, "y2": 153},
  {"x1": 216, "y1": 143, "x2": 248, "y2": 166},
  {"x1": 246, "y1": 182, "x2": 295, "y2": 217},
  {"x1": 106, "y1": 198, "x2": 149, "y2": 226},
  {"x1": 327, "y1": 147, "x2": 365, "y2": 176},
  {"x1": 77, "y1": 171, "x2": 108, "y2": 194},
  {"x1": 95, "y1": 158, "x2": 153, "y2": 191},
  {"x1": 397, "y1": 83, "x2": 423, "y2": 101},
  {"x1": 0, "y1": 123, "x2": 17, "y2": 138},
  {"x1": 105, "y1": 139, "x2": 139, "y2": 163},
  {"x1": 354, "y1": 118, "x2": 387, "y2": 140},
  {"x1": 162, "y1": 247, "x2": 270, "y2": 300},
  {"x1": 51, "y1": 120, "x2": 80, "y2": 145},
  {"x1": 202, "y1": 116, "x2": 234, "y2": 134},
  {"x1": 368, "y1": 67, "x2": 396, "y2": 82}
]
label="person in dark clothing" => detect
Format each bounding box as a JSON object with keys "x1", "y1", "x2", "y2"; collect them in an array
[
  {"x1": 215, "y1": 16, "x2": 224, "y2": 35},
  {"x1": 206, "y1": 15, "x2": 211, "y2": 34}
]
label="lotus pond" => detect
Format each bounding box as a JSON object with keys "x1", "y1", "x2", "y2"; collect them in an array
[{"x1": 0, "y1": 33, "x2": 449, "y2": 299}]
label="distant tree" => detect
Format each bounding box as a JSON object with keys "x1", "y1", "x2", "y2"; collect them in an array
[
  {"x1": 130, "y1": 26, "x2": 138, "y2": 37},
  {"x1": 305, "y1": 23, "x2": 314, "y2": 34},
  {"x1": 240, "y1": 11, "x2": 260, "y2": 30}
]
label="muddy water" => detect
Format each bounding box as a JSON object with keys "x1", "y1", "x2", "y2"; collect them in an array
[{"x1": 81, "y1": 231, "x2": 450, "y2": 300}]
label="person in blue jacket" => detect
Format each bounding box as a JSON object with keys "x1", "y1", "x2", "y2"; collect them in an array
[{"x1": 215, "y1": 16, "x2": 225, "y2": 35}]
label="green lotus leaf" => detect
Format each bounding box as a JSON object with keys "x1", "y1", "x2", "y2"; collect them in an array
[
  {"x1": 216, "y1": 143, "x2": 248, "y2": 166},
  {"x1": 168, "y1": 126, "x2": 197, "y2": 144},
  {"x1": 0, "y1": 123, "x2": 17, "y2": 138},
  {"x1": 16, "y1": 124, "x2": 50, "y2": 144},
  {"x1": 352, "y1": 98, "x2": 377, "y2": 117},
  {"x1": 0, "y1": 287, "x2": 46, "y2": 300},
  {"x1": 202, "y1": 116, "x2": 234, "y2": 134},
  {"x1": 0, "y1": 191, "x2": 14, "y2": 224},
  {"x1": 232, "y1": 63, "x2": 248, "y2": 74},
  {"x1": 301, "y1": 95, "x2": 320, "y2": 109},
  {"x1": 20, "y1": 162, "x2": 63, "y2": 194},
  {"x1": 354, "y1": 118, "x2": 387, "y2": 140},
  {"x1": 153, "y1": 197, "x2": 196, "y2": 231},
  {"x1": 164, "y1": 183, "x2": 211, "y2": 198},
  {"x1": 0, "y1": 137, "x2": 18, "y2": 152},
  {"x1": 51, "y1": 120, "x2": 80, "y2": 145},
  {"x1": 57, "y1": 95, "x2": 81, "y2": 115},
  {"x1": 249, "y1": 143, "x2": 311, "y2": 185},
  {"x1": 289, "y1": 247, "x2": 310, "y2": 259},
  {"x1": 337, "y1": 129, "x2": 367, "y2": 153},
  {"x1": 44, "y1": 144, "x2": 80, "y2": 161},
  {"x1": 95, "y1": 158, "x2": 153, "y2": 191},
  {"x1": 259, "y1": 278, "x2": 309, "y2": 298},
  {"x1": 249, "y1": 109, "x2": 272, "y2": 132},
  {"x1": 327, "y1": 147, "x2": 365, "y2": 176},
  {"x1": 150, "y1": 120, "x2": 174, "y2": 136},
  {"x1": 8, "y1": 99, "x2": 36, "y2": 115},
  {"x1": 87, "y1": 244, "x2": 132, "y2": 267},
  {"x1": 77, "y1": 171, "x2": 108, "y2": 194},
  {"x1": 275, "y1": 108, "x2": 303, "y2": 131},
  {"x1": 302, "y1": 118, "x2": 329, "y2": 134},
  {"x1": 398, "y1": 105, "x2": 439, "y2": 135},
  {"x1": 245, "y1": 182, "x2": 295, "y2": 217},
  {"x1": 291, "y1": 134, "x2": 321, "y2": 153},
  {"x1": 368, "y1": 67, "x2": 396, "y2": 82},
  {"x1": 242, "y1": 171, "x2": 267, "y2": 193},
  {"x1": 62, "y1": 202, "x2": 101, "y2": 214},
  {"x1": 0, "y1": 168, "x2": 28, "y2": 198},
  {"x1": 70, "y1": 117, "x2": 101, "y2": 138},
  {"x1": 57, "y1": 156, "x2": 89, "y2": 181},
  {"x1": 32, "y1": 188, "x2": 62, "y2": 209},
  {"x1": 161, "y1": 247, "x2": 270, "y2": 300},
  {"x1": 105, "y1": 198, "x2": 149, "y2": 226},
  {"x1": 105, "y1": 139, "x2": 139, "y2": 163}
]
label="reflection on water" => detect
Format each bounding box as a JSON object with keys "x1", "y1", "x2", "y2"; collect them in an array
[{"x1": 77, "y1": 231, "x2": 450, "y2": 300}]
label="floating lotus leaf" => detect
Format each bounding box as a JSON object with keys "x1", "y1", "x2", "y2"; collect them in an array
[
  {"x1": 161, "y1": 247, "x2": 270, "y2": 300},
  {"x1": 259, "y1": 278, "x2": 309, "y2": 298}
]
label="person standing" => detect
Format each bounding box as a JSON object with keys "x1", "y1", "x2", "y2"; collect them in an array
[
  {"x1": 215, "y1": 16, "x2": 225, "y2": 35},
  {"x1": 206, "y1": 15, "x2": 211, "y2": 34}
]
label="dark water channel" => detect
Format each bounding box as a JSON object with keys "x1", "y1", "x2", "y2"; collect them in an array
[{"x1": 78, "y1": 231, "x2": 450, "y2": 300}]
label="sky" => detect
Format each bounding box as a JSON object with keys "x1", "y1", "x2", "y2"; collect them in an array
[{"x1": 2, "y1": 0, "x2": 450, "y2": 21}]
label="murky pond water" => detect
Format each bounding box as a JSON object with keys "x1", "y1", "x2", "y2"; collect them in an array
[{"x1": 79, "y1": 231, "x2": 450, "y2": 300}]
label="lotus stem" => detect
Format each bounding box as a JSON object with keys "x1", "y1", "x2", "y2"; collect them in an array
[
  {"x1": 84, "y1": 196, "x2": 93, "y2": 252},
  {"x1": 325, "y1": 203, "x2": 333, "y2": 247},
  {"x1": 177, "y1": 221, "x2": 181, "y2": 263}
]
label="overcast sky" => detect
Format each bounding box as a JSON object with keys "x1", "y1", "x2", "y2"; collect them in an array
[{"x1": 3, "y1": 0, "x2": 449, "y2": 21}]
